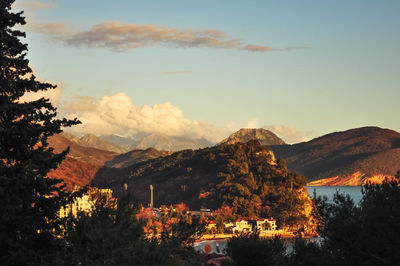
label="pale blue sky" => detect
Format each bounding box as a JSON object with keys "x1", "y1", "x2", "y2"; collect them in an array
[{"x1": 15, "y1": 0, "x2": 400, "y2": 142}]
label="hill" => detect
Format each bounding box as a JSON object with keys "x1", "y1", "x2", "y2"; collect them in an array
[
  {"x1": 271, "y1": 127, "x2": 400, "y2": 186},
  {"x1": 135, "y1": 133, "x2": 213, "y2": 151},
  {"x1": 104, "y1": 148, "x2": 172, "y2": 168},
  {"x1": 47, "y1": 134, "x2": 173, "y2": 189},
  {"x1": 47, "y1": 134, "x2": 119, "y2": 189},
  {"x1": 219, "y1": 128, "x2": 286, "y2": 146},
  {"x1": 92, "y1": 140, "x2": 315, "y2": 228}
]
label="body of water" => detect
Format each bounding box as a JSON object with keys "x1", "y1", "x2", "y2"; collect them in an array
[{"x1": 306, "y1": 186, "x2": 363, "y2": 204}]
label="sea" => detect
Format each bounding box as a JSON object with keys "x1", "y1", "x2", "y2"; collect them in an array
[{"x1": 305, "y1": 186, "x2": 363, "y2": 204}]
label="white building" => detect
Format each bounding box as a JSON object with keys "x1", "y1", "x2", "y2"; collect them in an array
[
  {"x1": 59, "y1": 188, "x2": 113, "y2": 218},
  {"x1": 252, "y1": 218, "x2": 277, "y2": 232},
  {"x1": 232, "y1": 219, "x2": 252, "y2": 233},
  {"x1": 226, "y1": 218, "x2": 278, "y2": 234}
]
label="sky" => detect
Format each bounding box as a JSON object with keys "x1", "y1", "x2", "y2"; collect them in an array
[{"x1": 13, "y1": 0, "x2": 400, "y2": 143}]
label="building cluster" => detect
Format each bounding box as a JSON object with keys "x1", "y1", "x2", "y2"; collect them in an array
[
  {"x1": 223, "y1": 218, "x2": 277, "y2": 234},
  {"x1": 59, "y1": 187, "x2": 113, "y2": 218}
]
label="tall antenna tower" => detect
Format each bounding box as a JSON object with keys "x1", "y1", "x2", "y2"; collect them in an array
[{"x1": 149, "y1": 185, "x2": 154, "y2": 209}]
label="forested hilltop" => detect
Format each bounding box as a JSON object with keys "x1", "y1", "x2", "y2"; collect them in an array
[{"x1": 93, "y1": 140, "x2": 314, "y2": 229}]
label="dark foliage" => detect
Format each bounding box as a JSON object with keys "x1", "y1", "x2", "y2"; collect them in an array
[
  {"x1": 311, "y1": 175, "x2": 400, "y2": 265},
  {"x1": 55, "y1": 193, "x2": 175, "y2": 266},
  {"x1": 225, "y1": 232, "x2": 288, "y2": 266},
  {"x1": 0, "y1": 1, "x2": 80, "y2": 265}
]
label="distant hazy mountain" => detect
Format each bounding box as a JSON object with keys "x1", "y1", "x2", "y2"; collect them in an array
[
  {"x1": 100, "y1": 134, "x2": 141, "y2": 150},
  {"x1": 271, "y1": 127, "x2": 400, "y2": 186},
  {"x1": 77, "y1": 134, "x2": 127, "y2": 153},
  {"x1": 135, "y1": 133, "x2": 214, "y2": 151},
  {"x1": 60, "y1": 131, "x2": 80, "y2": 143},
  {"x1": 104, "y1": 148, "x2": 172, "y2": 168},
  {"x1": 219, "y1": 128, "x2": 286, "y2": 146}
]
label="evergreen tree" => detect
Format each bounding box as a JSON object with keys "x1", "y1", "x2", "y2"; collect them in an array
[
  {"x1": 311, "y1": 176, "x2": 400, "y2": 265},
  {"x1": 0, "y1": 1, "x2": 80, "y2": 265},
  {"x1": 225, "y1": 233, "x2": 288, "y2": 266},
  {"x1": 56, "y1": 193, "x2": 174, "y2": 266}
]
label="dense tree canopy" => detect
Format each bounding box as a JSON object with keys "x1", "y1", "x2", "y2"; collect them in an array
[{"x1": 0, "y1": 1, "x2": 79, "y2": 265}]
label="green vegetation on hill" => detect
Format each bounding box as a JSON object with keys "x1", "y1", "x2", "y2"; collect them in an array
[{"x1": 94, "y1": 140, "x2": 312, "y2": 228}]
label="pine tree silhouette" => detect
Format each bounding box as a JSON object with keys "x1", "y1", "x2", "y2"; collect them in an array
[{"x1": 0, "y1": 1, "x2": 80, "y2": 265}]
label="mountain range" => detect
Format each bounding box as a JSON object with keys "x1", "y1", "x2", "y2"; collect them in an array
[
  {"x1": 64, "y1": 128, "x2": 284, "y2": 153},
  {"x1": 134, "y1": 133, "x2": 213, "y2": 151},
  {"x1": 52, "y1": 126, "x2": 400, "y2": 188},
  {"x1": 75, "y1": 132, "x2": 214, "y2": 152}
]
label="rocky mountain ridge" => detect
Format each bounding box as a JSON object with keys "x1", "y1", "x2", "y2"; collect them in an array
[
  {"x1": 100, "y1": 133, "x2": 214, "y2": 152},
  {"x1": 54, "y1": 126, "x2": 400, "y2": 188},
  {"x1": 219, "y1": 128, "x2": 286, "y2": 146},
  {"x1": 61, "y1": 132, "x2": 127, "y2": 153},
  {"x1": 136, "y1": 133, "x2": 213, "y2": 151}
]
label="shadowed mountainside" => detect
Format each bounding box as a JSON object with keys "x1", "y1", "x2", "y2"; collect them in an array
[
  {"x1": 271, "y1": 127, "x2": 400, "y2": 185},
  {"x1": 104, "y1": 148, "x2": 172, "y2": 168},
  {"x1": 135, "y1": 133, "x2": 213, "y2": 151},
  {"x1": 100, "y1": 133, "x2": 214, "y2": 152}
]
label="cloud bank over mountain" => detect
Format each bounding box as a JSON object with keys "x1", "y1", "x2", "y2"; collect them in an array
[
  {"x1": 263, "y1": 124, "x2": 309, "y2": 144},
  {"x1": 62, "y1": 92, "x2": 228, "y2": 143},
  {"x1": 19, "y1": 85, "x2": 308, "y2": 144},
  {"x1": 16, "y1": 65, "x2": 308, "y2": 144}
]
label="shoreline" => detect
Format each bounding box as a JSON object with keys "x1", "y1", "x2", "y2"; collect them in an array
[{"x1": 197, "y1": 232, "x2": 318, "y2": 242}]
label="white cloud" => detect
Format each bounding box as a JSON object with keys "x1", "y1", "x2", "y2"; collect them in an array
[
  {"x1": 246, "y1": 118, "x2": 259, "y2": 128},
  {"x1": 18, "y1": 88, "x2": 309, "y2": 145},
  {"x1": 263, "y1": 124, "x2": 309, "y2": 144},
  {"x1": 61, "y1": 92, "x2": 228, "y2": 143}
]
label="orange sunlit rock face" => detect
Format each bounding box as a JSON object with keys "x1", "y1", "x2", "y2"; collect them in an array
[
  {"x1": 47, "y1": 134, "x2": 119, "y2": 190},
  {"x1": 307, "y1": 171, "x2": 396, "y2": 186}
]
